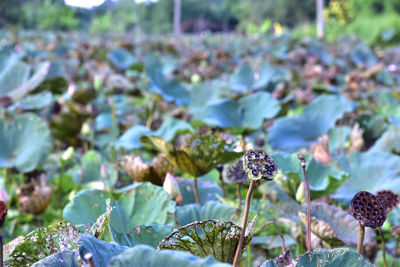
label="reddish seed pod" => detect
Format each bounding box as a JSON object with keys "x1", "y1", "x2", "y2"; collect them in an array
[
  {"x1": 375, "y1": 189, "x2": 400, "y2": 213},
  {"x1": 0, "y1": 200, "x2": 7, "y2": 228},
  {"x1": 350, "y1": 191, "x2": 386, "y2": 228}
]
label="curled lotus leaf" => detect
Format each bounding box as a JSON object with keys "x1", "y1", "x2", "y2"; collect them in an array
[
  {"x1": 298, "y1": 202, "x2": 375, "y2": 247},
  {"x1": 296, "y1": 248, "x2": 374, "y2": 267},
  {"x1": 157, "y1": 218, "x2": 256, "y2": 264},
  {"x1": 141, "y1": 133, "x2": 242, "y2": 177},
  {"x1": 117, "y1": 154, "x2": 174, "y2": 186}
]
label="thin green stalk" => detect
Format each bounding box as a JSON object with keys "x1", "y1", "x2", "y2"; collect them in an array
[
  {"x1": 297, "y1": 154, "x2": 311, "y2": 252},
  {"x1": 260, "y1": 221, "x2": 286, "y2": 255},
  {"x1": 357, "y1": 223, "x2": 365, "y2": 254},
  {"x1": 246, "y1": 244, "x2": 251, "y2": 267},
  {"x1": 379, "y1": 228, "x2": 387, "y2": 267},
  {"x1": 218, "y1": 170, "x2": 226, "y2": 197},
  {"x1": 146, "y1": 97, "x2": 158, "y2": 129},
  {"x1": 233, "y1": 180, "x2": 256, "y2": 267},
  {"x1": 193, "y1": 177, "x2": 200, "y2": 203}
]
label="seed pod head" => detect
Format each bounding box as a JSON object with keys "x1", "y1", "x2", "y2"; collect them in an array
[
  {"x1": 349, "y1": 191, "x2": 386, "y2": 228},
  {"x1": 242, "y1": 149, "x2": 278, "y2": 181},
  {"x1": 222, "y1": 159, "x2": 248, "y2": 184},
  {"x1": 0, "y1": 200, "x2": 7, "y2": 228},
  {"x1": 375, "y1": 190, "x2": 400, "y2": 213}
]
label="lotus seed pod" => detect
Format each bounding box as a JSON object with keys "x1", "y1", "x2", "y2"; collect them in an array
[
  {"x1": 349, "y1": 191, "x2": 386, "y2": 228},
  {"x1": 0, "y1": 200, "x2": 7, "y2": 227},
  {"x1": 242, "y1": 149, "x2": 278, "y2": 181},
  {"x1": 375, "y1": 190, "x2": 400, "y2": 213},
  {"x1": 222, "y1": 159, "x2": 248, "y2": 184}
]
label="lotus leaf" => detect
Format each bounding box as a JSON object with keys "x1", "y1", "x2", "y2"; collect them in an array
[
  {"x1": 141, "y1": 133, "x2": 242, "y2": 177},
  {"x1": 4, "y1": 221, "x2": 80, "y2": 267},
  {"x1": 229, "y1": 62, "x2": 254, "y2": 92},
  {"x1": 108, "y1": 48, "x2": 136, "y2": 70},
  {"x1": 146, "y1": 58, "x2": 189, "y2": 106},
  {"x1": 200, "y1": 91, "x2": 280, "y2": 129},
  {"x1": 9, "y1": 91, "x2": 53, "y2": 111},
  {"x1": 333, "y1": 151, "x2": 400, "y2": 203},
  {"x1": 259, "y1": 260, "x2": 279, "y2": 267},
  {"x1": 0, "y1": 113, "x2": 52, "y2": 172},
  {"x1": 369, "y1": 125, "x2": 400, "y2": 154},
  {"x1": 64, "y1": 183, "x2": 176, "y2": 233},
  {"x1": 81, "y1": 150, "x2": 101, "y2": 184},
  {"x1": 271, "y1": 153, "x2": 348, "y2": 201},
  {"x1": 116, "y1": 118, "x2": 193, "y2": 150},
  {"x1": 79, "y1": 234, "x2": 127, "y2": 267},
  {"x1": 109, "y1": 244, "x2": 231, "y2": 267},
  {"x1": 111, "y1": 223, "x2": 174, "y2": 248},
  {"x1": 267, "y1": 94, "x2": 353, "y2": 152},
  {"x1": 31, "y1": 250, "x2": 79, "y2": 267},
  {"x1": 157, "y1": 218, "x2": 256, "y2": 264},
  {"x1": 298, "y1": 202, "x2": 375, "y2": 247},
  {"x1": 296, "y1": 248, "x2": 374, "y2": 267},
  {"x1": 176, "y1": 201, "x2": 236, "y2": 225}
]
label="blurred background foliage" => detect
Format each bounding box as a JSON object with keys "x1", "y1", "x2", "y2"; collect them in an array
[{"x1": 1, "y1": 0, "x2": 400, "y2": 45}]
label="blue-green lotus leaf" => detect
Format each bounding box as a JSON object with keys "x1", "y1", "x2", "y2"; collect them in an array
[
  {"x1": 333, "y1": 151, "x2": 400, "y2": 204},
  {"x1": 109, "y1": 244, "x2": 230, "y2": 267},
  {"x1": 176, "y1": 201, "x2": 235, "y2": 225},
  {"x1": 64, "y1": 183, "x2": 176, "y2": 233},
  {"x1": 80, "y1": 150, "x2": 101, "y2": 184},
  {"x1": 268, "y1": 94, "x2": 353, "y2": 152},
  {"x1": 146, "y1": 58, "x2": 189, "y2": 106},
  {"x1": 177, "y1": 178, "x2": 223, "y2": 205},
  {"x1": 0, "y1": 113, "x2": 52, "y2": 172},
  {"x1": 201, "y1": 91, "x2": 280, "y2": 129},
  {"x1": 9, "y1": 91, "x2": 53, "y2": 111},
  {"x1": 108, "y1": 48, "x2": 136, "y2": 70},
  {"x1": 251, "y1": 235, "x2": 296, "y2": 250},
  {"x1": 327, "y1": 126, "x2": 351, "y2": 153},
  {"x1": 272, "y1": 153, "x2": 348, "y2": 201},
  {"x1": 4, "y1": 221, "x2": 80, "y2": 267},
  {"x1": 111, "y1": 223, "x2": 173, "y2": 248},
  {"x1": 369, "y1": 125, "x2": 400, "y2": 154},
  {"x1": 259, "y1": 259, "x2": 279, "y2": 267},
  {"x1": 0, "y1": 53, "x2": 30, "y2": 96},
  {"x1": 79, "y1": 234, "x2": 127, "y2": 267},
  {"x1": 296, "y1": 248, "x2": 374, "y2": 267},
  {"x1": 229, "y1": 62, "x2": 254, "y2": 92},
  {"x1": 31, "y1": 250, "x2": 79, "y2": 267},
  {"x1": 116, "y1": 118, "x2": 193, "y2": 150}
]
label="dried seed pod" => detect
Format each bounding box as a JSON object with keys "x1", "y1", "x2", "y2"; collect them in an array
[
  {"x1": 0, "y1": 200, "x2": 7, "y2": 227},
  {"x1": 222, "y1": 159, "x2": 248, "y2": 184},
  {"x1": 349, "y1": 191, "x2": 386, "y2": 228},
  {"x1": 17, "y1": 177, "x2": 53, "y2": 215},
  {"x1": 375, "y1": 190, "x2": 400, "y2": 213},
  {"x1": 242, "y1": 149, "x2": 278, "y2": 181}
]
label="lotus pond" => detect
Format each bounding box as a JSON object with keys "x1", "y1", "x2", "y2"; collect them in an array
[{"x1": 1, "y1": 30, "x2": 400, "y2": 266}]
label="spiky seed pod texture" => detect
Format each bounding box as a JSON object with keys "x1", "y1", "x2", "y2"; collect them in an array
[
  {"x1": 0, "y1": 200, "x2": 7, "y2": 227},
  {"x1": 375, "y1": 190, "x2": 400, "y2": 213},
  {"x1": 223, "y1": 159, "x2": 248, "y2": 184},
  {"x1": 242, "y1": 149, "x2": 278, "y2": 181},
  {"x1": 350, "y1": 191, "x2": 386, "y2": 228}
]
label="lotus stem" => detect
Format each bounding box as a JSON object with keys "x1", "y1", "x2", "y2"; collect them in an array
[
  {"x1": 357, "y1": 223, "x2": 365, "y2": 254},
  {"x1": 233, "y1": 180, "x2": 256, "y2": 267},
  {"x1": 247, "y1": 244, "x2": 251, "y2": 267},
  {"x1": 218, "y1": 168, "x2": 226, "y2": 197},
  {"x1": 174, "y1": 211, "x2": 180, "y2": 226},
  {"x1": 297, "y1": 154, "x2": 311, "y2": 252},
  {"x1": 260, "y1": 220, "x2": 286, "y2": 255},
  {"x1": 84, "y1": 253, "x2": 95, "y2": 267},
  {"x1": 193, "y1": 177, "x2": 200, "y2": 203},
  {"x1": 379, "y1": 228, "x2": 387, "y2": 267},
  {"x1": 146, "y1": 97, "x2": 158, "y2": 128},
  {"x1": 237, "y1": 184, "x2": 242, "y2": 215}
]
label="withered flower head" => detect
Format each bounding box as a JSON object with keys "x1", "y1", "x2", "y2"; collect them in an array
[
  {"x1": 243, "y1": 150, "x2": 278, "y2": 181},
  {"x1": 350, "y1": 191, "x2": 386, "y2": 228},
  {"x1": 375, "y1": 190, "x2": 400, "y2": 213},
  {"x1": 223, "y1": 159, "x2": 248, "y2": 184}
]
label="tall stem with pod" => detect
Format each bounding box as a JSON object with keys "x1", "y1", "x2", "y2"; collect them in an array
[
  {"x1": 296, "y1": 154, "x2": 311, "y2": 252},
  {"x1": 233, "y1": 150, "x2": 279, "y2": 267}
]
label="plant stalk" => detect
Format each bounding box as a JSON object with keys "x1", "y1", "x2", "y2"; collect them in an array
[
  {"x1": 297, "y1": 154, "x2": 311, "y2": 252},
  {"x1": 233, "y1": 180, "x2": 256, "y2": 267},
  {"x1": 193, "y1": 177, "x2": 200, "y2": 203},
  {"x1": 219, "y1": 170, "x2": 226, "y2": 197},
  {"x1": 379, "y1": 228, "x2": 387, "y2": 267},
  {"x1": 237, "y1": 184, "x2": 242, "y2": 215},
  {"x1": 357, "y1": 223, "x2": 365, "y2": 254},
  {"x1": 0, "y1": 231, "x2": 3, "y2": 267},
  {"x1": 260, "y1": 220, "x2": 286, "y2": 255}
]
